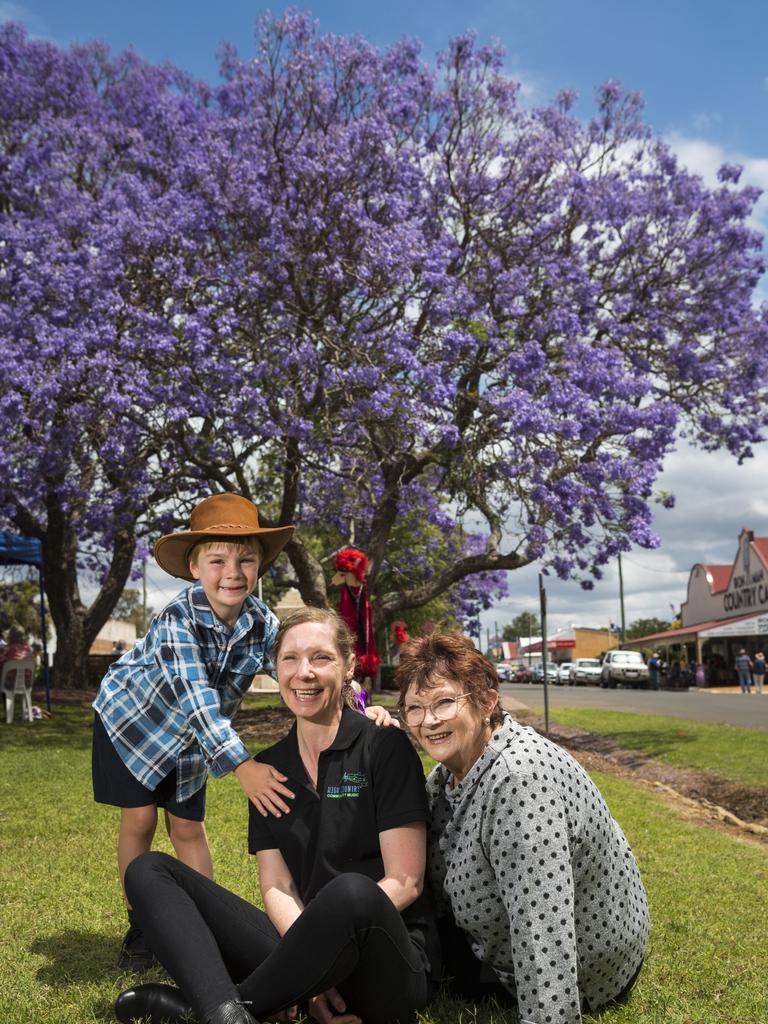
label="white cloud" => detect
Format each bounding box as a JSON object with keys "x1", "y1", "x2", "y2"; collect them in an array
[
  {"x1": 691, "y1": 112, "x2": 722, "y2": 133},
  {"x1": 665, "y1": 132, "x2": 768, "y2": 240},
  {"x1": 482, "y1": 440, "x2": 768, "y2": 640},
  {"x1": 0, "y1": 2, "x2": 46, "y2": 35}
]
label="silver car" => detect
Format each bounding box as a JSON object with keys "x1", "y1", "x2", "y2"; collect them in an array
[
  {"x1": 569, "y1": 658, "x2": 603, "y2": 685},
  {"x1": 533, "y1": 662, "x2": 559, "y2": 683}
]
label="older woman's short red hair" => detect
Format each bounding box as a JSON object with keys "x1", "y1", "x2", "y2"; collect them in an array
[{"x1": 395, "y1": 633, "x2": 504, "y2": 726}]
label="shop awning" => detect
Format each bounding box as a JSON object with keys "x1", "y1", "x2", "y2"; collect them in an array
[{"x1": 623, "y1": 610, "x2": 767, "y2": 649}]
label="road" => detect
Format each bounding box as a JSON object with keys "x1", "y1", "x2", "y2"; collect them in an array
[{"x1": 499, "y1": 683, "x2": 768, "y2": 731}]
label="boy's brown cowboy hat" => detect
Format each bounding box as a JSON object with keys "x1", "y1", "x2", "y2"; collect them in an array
[{"x1": 153, "y1": 493, "x2": 294, "y2": 581}]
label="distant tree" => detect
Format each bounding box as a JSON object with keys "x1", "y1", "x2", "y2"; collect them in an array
[
  {"x1": 504, "y1": 612, "x2": 542, "y2": 640},
  {"x1": 625, "y1": 617, "x2": 672, "y2": 640},
  {"x1": 0, "y1": 580, "x2": 50, "y2": 642},
  {"x1": 112, "y1": 589, "x2": 154, "y2": 638}
]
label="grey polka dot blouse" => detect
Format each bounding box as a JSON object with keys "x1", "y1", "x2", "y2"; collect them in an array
[{"x1": 426, "y1": 714, "x2": 649, "y2": 1024}]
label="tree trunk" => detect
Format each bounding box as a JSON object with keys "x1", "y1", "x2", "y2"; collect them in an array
[
  {"x1": 42, "y1": 512, "x2": 90, "y2": 689},
  {"x1": 42, "y1": 504, "x2": 137, "y2": 690},
  {"x1": 286, "y1": 538, "x2": 330, "y2": 609}
]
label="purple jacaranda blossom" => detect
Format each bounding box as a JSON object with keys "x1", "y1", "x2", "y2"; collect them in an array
[{"x1": 1, "y1": 15, "x2": 766, "y2": 686}]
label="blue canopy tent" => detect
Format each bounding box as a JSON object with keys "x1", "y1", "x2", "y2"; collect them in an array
[{"x1": 0, "y1": 531, "x2": 51, "y2": 711}]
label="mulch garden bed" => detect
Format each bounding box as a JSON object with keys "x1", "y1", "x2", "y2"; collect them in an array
[{"x1": 512, "y1": 710, "x2": 768, "y2": 842}]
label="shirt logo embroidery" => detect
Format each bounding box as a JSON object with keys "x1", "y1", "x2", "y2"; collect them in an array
[{"x1": 326, "y1": 771, "x2": 369, "y2": 799}]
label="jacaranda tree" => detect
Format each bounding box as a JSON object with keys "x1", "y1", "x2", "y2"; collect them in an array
[
  {"x1": 0, "y1": 26, "x2": 219, "y2": 684},
  {"x1": 1, "y1": 14, "x2": 766, "y2": 686}
]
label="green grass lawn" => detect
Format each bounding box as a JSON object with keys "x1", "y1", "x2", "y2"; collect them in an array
[
  {"x1": 533, "y1": 707, "x2": 768, "y2": 789},
  {"x1": 1, "y1": 703, "x2": 766, "y2": 1023}
]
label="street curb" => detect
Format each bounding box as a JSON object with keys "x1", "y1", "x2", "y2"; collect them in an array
[{"x1": 501, "y1": 694, "x2": 532, "y2": 713}]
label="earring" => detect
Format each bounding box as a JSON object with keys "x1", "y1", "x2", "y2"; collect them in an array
[{"x1": 484, "y1": 716, "x2": 491, "y2": 725}]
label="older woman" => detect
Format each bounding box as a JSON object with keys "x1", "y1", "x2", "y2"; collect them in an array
[
  {"x1": 396, "y1": 634, "x2": 649, "y2": 1024},
  {"x1": 115, "y1": 608, "x2": 438, "y2": 1024}
]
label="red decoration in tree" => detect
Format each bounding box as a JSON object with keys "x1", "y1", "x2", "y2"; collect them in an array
[
  {"x1": 334, "y1": 547, "x2": 369, "y2": 583},
  {"x1": 333, "y1": 547, "x2": 380, "y2": 680},
  {"x1": 391, "y1": 620, "x2": 409, "y2": 646}
]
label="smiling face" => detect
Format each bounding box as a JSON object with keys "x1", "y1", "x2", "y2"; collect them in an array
[
  {"x1": 403, "y1": 674, "x2": 498, "y2": 783},
  {"x1": 276, "y1": 620, "x2": 354, "y2": 726},
  {"x1": 189, "y1": 541, "x2": 261, "y2": 627}
]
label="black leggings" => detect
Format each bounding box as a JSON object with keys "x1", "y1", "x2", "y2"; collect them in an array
[{"x1": 124, "y1": 852, "x2": 429, "y2": 1024}]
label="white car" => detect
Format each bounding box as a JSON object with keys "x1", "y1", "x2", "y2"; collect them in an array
[
  {"x1": 556, "y1": 662, "x2": 573, "y2": 685},
  {"x1": 600, "y1": 650, "x2": 649, "y2": 689},
  {"x1": 569, "y1": 658, "x2": 603, "y2": 686}
]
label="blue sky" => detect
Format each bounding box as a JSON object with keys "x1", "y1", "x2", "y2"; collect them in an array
[
  {"x1": 7, "y1": 0, "x2": 767, "y2": 153},
  {"x1": 5, "y1": 0, "x2": 768, "y2": 638}
]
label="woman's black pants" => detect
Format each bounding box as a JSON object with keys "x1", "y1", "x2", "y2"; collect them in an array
[{"x1": 124, "y1": 852, "x2": 429, "y2": 1023}]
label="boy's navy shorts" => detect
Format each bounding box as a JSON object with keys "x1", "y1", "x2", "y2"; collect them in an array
[{"x1": 91, "y1": 714, "x2": 206, "y2": 821}]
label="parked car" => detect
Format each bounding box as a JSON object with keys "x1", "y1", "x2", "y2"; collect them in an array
[
  {"x1": 533, "y1": 662, "x2": 559, "y2": 683},
  {"x1": 600, "y1": 650, "x2": 649, "y2": 689},
  {"x1": 496, "y1": 661, "x2": 516, "y2": 682},
  {"x1": 569, "y1": 658, "x2": 603, "y2": 685},
  {"x1": 514, "y1": 666, "x2": 534, "y2": 684},
  {"x1": 555, "y1": 662, "x2": 573, "y2": 685}
]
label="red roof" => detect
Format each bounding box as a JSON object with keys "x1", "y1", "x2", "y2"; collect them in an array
[
  {"x1": 700, "y1": 537, "x2": 768, "y2": 595},
  {"x1": 700, "y1": 564, "x2": 730, "y2": 594}
]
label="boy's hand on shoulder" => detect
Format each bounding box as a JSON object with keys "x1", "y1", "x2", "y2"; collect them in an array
[
  {"x1": 235, "y1": 759, "x2": 295, "y2": 817},
  {"x1": 364, "y1": 704, "x2": 400, "y2": 728}
]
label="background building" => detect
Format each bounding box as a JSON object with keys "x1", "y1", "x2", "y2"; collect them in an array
[{"x1": 625, "y1": 528, "x2": 768, "y2": 685}]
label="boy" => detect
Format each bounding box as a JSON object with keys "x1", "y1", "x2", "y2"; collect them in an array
[{"x1": 93, "y1": 493, "x2": 296, "y2": 971}]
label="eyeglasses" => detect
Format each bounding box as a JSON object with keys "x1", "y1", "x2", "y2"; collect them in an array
[{"x1": 401, "y1": 694, "x2": 472, "y2": 727}]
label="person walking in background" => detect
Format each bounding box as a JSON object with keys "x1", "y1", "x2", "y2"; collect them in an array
[
  {"x1": 647, "y1": 652, "x2": 661, "y2": 690},
  {"x1": 751, "y1": 651, "x2": 765, "y2": 694},
  {"x1": 734, "y1": 649, "x2": 753, "y2": 694}
]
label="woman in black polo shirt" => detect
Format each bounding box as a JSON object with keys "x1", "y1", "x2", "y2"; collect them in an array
[{"x1": 114, "y1": 608, "x2": 438, "y2": 1024}]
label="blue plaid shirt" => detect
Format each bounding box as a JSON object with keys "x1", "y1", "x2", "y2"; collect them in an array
[{"x1": 93, "y1": 582, "x2": 277, "y2": 801}]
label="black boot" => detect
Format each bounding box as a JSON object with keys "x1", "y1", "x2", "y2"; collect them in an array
[
  {"x1": 114, "y1": 982, "x2": 195, "y2": 1023},
  {"x1": 117, "y1": 922, "x2": 157, "y2": 972},
  {"x1": 206, "y1": 1001, "x2": 259, "y2": 1024}
]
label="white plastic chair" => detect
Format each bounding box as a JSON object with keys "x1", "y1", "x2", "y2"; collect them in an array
[{"x1": 2, "y1": 658, "x2": 36, "y2": 723}]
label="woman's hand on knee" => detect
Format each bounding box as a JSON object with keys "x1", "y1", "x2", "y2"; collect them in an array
[
  {"x1": 308, "y1": 988, "x2": 361, "y2": 1024},
  {"x1": 272, "y1": 1005, "x2": 298, "y2": 1022}
]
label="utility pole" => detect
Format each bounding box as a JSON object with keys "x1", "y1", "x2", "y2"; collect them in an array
[
  {"x1": 142, "y1": 558, "x2": 148, "y2": 634},
  {"x1": 539, "y1": 574, "x2": 549, "y2": 735},
  {"x1": 618, "y1": 552, "x2": 626, "y2": 642}
]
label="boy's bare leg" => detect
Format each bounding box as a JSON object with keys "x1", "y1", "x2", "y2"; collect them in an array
[
  {"x1": 117, "y1": 805, "x2": 160, "y2": 969},
  {"x1": 118, "y1": 804, "x2": 159, "y2": 903},
  {"x1": 165, "y1": 810, "x2": 214, "y2": 879}
]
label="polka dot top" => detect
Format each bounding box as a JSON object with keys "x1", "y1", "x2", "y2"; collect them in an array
[{"x1": 426, "y1": 714, "x2": 649, "y2": 1024}]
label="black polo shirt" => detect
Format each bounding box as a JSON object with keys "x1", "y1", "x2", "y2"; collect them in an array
[{"x1": 248, "y1": 708, "x2": 440, "y2": 975}]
